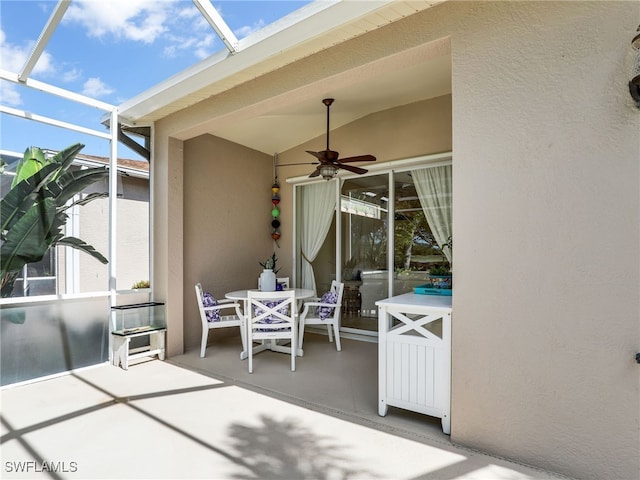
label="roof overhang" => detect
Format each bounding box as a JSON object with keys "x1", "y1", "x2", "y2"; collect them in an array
[{"x1": 118, "y1": 0, "x2": 447, "y2": 126}]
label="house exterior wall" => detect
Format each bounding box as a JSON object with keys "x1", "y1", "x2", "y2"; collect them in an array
[
  {"x1": 79, "y1": 176, "x2": 150, "y2": 292},
  {"x1": 150, "y1": 2, "x2": 639, "y2": 479},
  {"x1": 449, "y1": 3, "x2": 638, "y2": 479}
]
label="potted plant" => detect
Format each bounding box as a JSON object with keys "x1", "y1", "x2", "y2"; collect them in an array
[{"x1": 258, "y1": 253, "x2": 279, "y2": 291}]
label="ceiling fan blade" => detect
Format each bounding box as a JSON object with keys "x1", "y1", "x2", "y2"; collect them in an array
[
  {"x1": 337, "y1": 163, "x2": 368, "y2": 175},
  {"x1": 337, "y1": 154, "x2": 376, "y2": 163},
  {"x1": 306, "y1": 150, "x2": 326, "y2": 161},
  {"x1": 278, "y1": 162, "x2": 319, "y2": 166},
  {"x1": 309, "y1": 166, "x2": 322, "y2": 178}
]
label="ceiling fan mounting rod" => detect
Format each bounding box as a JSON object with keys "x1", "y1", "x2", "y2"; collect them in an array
[{"x1": 323, "y1": 98, "x2": 334, "y2": 152}]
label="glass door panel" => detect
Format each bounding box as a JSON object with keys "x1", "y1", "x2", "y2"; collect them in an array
[
  {"x1": 392, "y1": 171, "x2": 443, "y2": 296},
  {"x1": 340, "y1": 174, "x2": 389, "y2": 332}
]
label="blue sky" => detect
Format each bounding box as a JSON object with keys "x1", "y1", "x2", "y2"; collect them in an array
[{"x1": 0, "y1": 0, "x2": 312, "y2": 160}]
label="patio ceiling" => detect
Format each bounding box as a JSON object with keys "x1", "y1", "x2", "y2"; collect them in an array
[{"x1": 117, "y1": 0, "x2": 452, "y2": 156}]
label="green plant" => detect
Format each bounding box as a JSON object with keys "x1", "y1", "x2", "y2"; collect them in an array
[
  {"x1": 1, "y1": 143, "x2": 109, "y2": 297},
  {"x1": 428, "y1": 264, "x2": 451, "y2": 276},
  {"x1": 259, "y1": 252, "x2": 280, "y2": 273},
  {"x1": 429, "y1": 236, "x2": 452, "y2": 276},
  {"x1": 132, "y1": 280, "x2": 150, "y2": 289}
]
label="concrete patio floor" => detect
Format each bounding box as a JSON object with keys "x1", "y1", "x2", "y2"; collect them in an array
[{"x1": 0, "y1": 332, "x2": 573, "y2": 479}]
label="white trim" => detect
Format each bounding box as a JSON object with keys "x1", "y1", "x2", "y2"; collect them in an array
[
  {"x1": 109, "y1": 110, "x2": 118, "y2": 306},
  {"x1": 0, "y1": 291, "x2": 111, "y2": 307},
  {"x1": 0, "y1": 105, "x2": 111, "y2": 140},
  {"x1": 0, "y1": 69, "x2": 114, "y2": 111},
  {"x1": 286, "y1": 151, "x2": 453, "y2": 185},
  {"x1": 19, "y1": 0, "x2": 71, "y2": 82},
  {"x1": 387, "y1": 172, "x2": 395, "y2": 300},
  {"x1": 65, "y1": 198, "x2": 81, "y2": 294},
  {"x1": 192, "y1": 0, "x2": 239, "y2": 53}
]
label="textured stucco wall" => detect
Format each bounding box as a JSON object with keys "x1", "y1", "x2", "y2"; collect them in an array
[
  {"x1": 78, "y1": 176, "x2": 149, "y2": 293},
  {"x1": 152, "y1": 133, "x2": 184, "y2": 356},
  {"x1": 181, "y1": 134, "x2": 272, "y2": 351},
  {"x1": 448, "y1": 2, "x2": 639, "y2": 479}
]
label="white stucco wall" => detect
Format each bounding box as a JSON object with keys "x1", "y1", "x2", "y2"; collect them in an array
[{"x1": 150, "y1": 2, "x2": 639, "y2": 478}]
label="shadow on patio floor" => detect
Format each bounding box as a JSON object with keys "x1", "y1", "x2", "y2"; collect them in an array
[{"x1": 0, "y1": 333, "x2": 570, "y2": 479}]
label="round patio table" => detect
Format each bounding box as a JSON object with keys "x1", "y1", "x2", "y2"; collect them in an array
[{"x1": 225, "y1": 288, "x2": 315, "y2": 358}]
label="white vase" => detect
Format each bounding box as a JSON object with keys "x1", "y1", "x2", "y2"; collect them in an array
[{"x1": 259, "y1": 269, "x2": 276, "y2": 291}]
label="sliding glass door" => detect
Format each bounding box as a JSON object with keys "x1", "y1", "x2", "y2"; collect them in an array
[
  {"x1": 340, "y1": 174, "x2": 389, "y2": 332},
  {"x1": 295, "y1": 158, "x2": 452, "y2": 337}
]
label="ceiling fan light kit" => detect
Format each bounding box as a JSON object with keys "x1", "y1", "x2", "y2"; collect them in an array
[
  {"x1": 319, "y1": 164, "x2": 338, "y2": 180},
  {"x1": 306, "y1": 98, "x2": 376, "y2": 180}
]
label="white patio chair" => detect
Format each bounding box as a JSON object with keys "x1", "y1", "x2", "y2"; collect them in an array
[
  {"x1": 195, "y1": 283, "x2": 246, "y2": 358},
  {"x1": 298, "y1": 280, "x2": 344, "y2": 352},
  {"x1": 247, "y1": 289, "x2": 297, "y2": 373}
]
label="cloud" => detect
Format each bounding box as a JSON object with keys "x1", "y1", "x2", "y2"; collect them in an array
[
  {"x1": 64, "y1": 0, "x2": 176, "y2": 44},
  {"x1": 61, "y1": 67, "x2": 82, "y2": 83},
  {"x1": 1, "y1": 82, "x2": 22, "y2": 107},
  {"x1": 63, "y1": 0, "x2": 224, "y2": 61},
  {"x1": 0, "y1": 27, "x2": 58, "y2": 105},
  {"x1": 163, "y1": 31, "x2": 216, "y2": 60},
  {"x1": 0, "y1": 28, "x2": 55, "y2": 76},
  {"x1": 82, "y1": 77, "x2": 115, "y2": 98}
]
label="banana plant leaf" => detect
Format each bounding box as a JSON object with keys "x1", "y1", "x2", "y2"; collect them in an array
[
  {"x1": 1, "y1": 198, "x2": 57, "y2": 273},
  {"x1": 1, "y1": 163, "x2": 61, "y2": 232},
  {"x1": 0, "y1": 143, "x2": 110, "y2": 298},
  {"x1": 10, "y1": 146, "x2": 48, "y2": 187},
  {"x1": 57, "y1": 237, "x2": 108, "y2": 263}
]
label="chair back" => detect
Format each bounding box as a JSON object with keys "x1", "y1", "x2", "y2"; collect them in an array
[
  {"x1": 247, "y1": 289, "x2": 296, "y2": 335},
  {"x1": 327, "y1": 280, "x2": 345, "y2": 321},
  {"x1": 195, "y1": 282, "x2": 208, "y2": 328}
]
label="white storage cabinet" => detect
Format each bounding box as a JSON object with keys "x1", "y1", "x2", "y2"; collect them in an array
[{"x1": 376, "y1": 292, "x2": 452, "y2": 434}]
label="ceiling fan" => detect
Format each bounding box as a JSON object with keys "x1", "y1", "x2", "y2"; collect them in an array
[{"x1": 279, "y1": 98, "x2": 376, "y2": 180}]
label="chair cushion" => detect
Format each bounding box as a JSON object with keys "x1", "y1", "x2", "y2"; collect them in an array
[
  {"x1": 202, "y1": 292, "x2": 221, "y2": 322},
  {"x1": 253, "y1": 300, "x2": 291, "y2": 331},
  {"x1": 316, "y1": 290, "x2": 338, "y2": 320}
]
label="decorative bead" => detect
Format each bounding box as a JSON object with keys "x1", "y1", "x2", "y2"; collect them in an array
[{"x1": 271, "y1": 179, "x2": 281, "y2": 242}]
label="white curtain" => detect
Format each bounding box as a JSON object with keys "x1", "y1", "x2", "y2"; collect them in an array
[
  {"x1": 299, "y1": 181, "x2": 336, "y2": 294},
  {"x1": 412, "y1": 165, "x2": 452, "y2": 263}
]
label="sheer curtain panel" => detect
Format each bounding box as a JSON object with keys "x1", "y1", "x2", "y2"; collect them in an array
[
  {"x1": 412, "y1": 165, "x2": 452, "y2": 262},
  {"x1": 299, "y1": 182, "x2": 336, "y2": 293}
]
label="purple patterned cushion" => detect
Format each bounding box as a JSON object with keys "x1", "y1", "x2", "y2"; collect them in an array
[
  {"x1": 316, "y1": 290, "x2": 338, "y2": 320},
  {"x1": 253, "y1": 299, "x2": 291, "y2": 331},
  {"x1": 202, "y1": 292, "x2": 220, "y2": 322}
]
